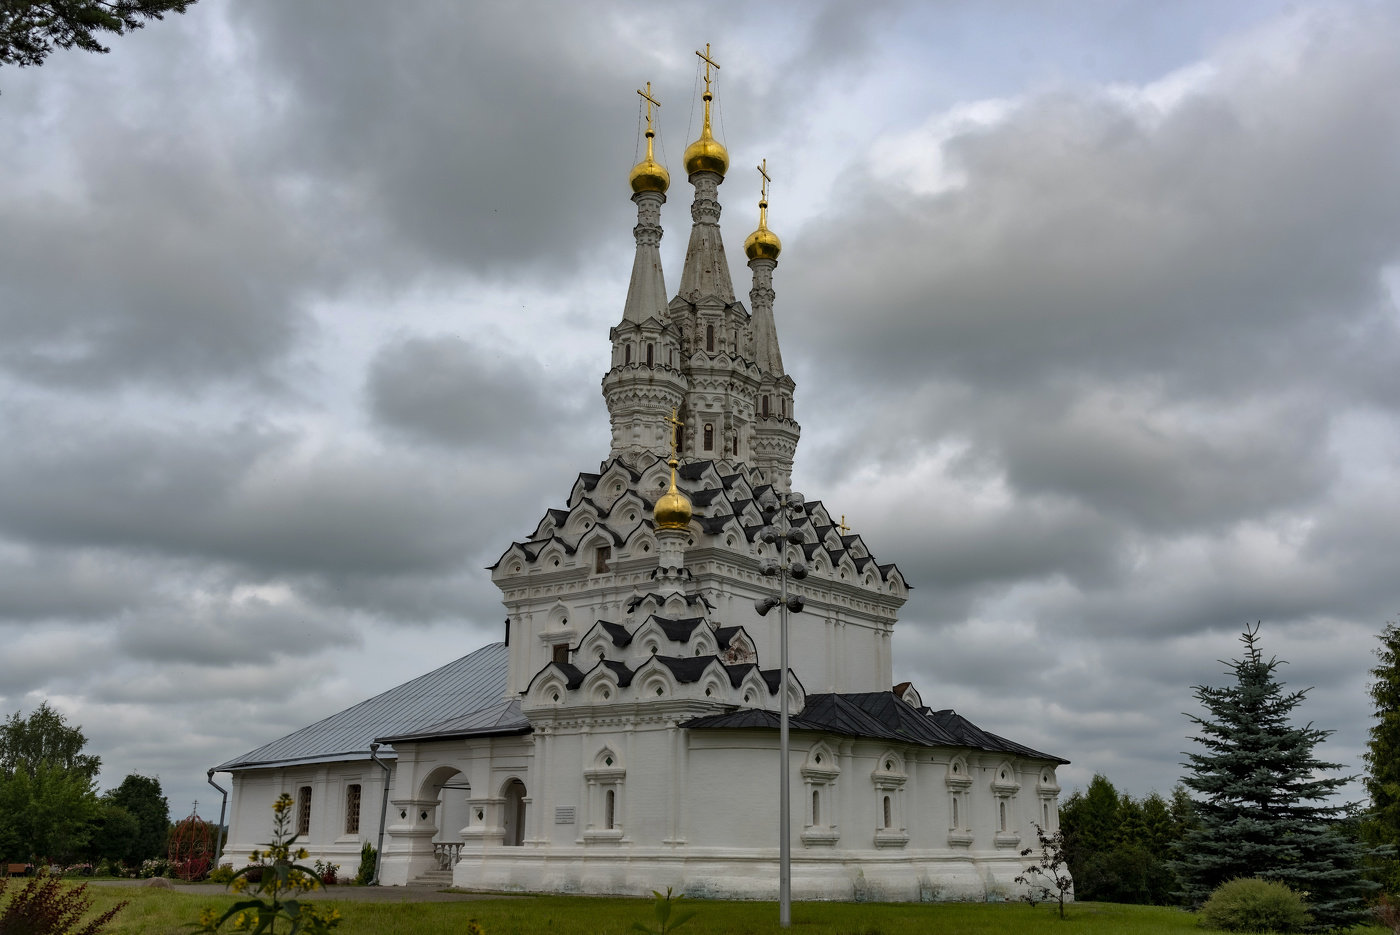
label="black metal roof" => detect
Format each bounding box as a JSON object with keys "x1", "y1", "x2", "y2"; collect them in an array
[{"x1": 683, "y1": 690, "x2": 1067, "y2": 763}]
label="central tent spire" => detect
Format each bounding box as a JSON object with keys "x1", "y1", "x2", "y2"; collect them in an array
[{"x1": 677, "y1": 43, "x2": 734, "y2": 304}]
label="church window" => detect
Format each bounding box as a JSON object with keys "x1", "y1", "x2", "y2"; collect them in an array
[
  {"x1": 703, "y1": 423, "x2": 714, "y2": 450},
  {"x1": 642, "y1": 543, "x2": 650, "y2": 553},
  {"x1": 762, "y1": 395, "x2": 770, "y2": 417},
  {"x1": 655, "y1": 686, "x2": 664, "y2": 696},
  {"x1": 732, "y1": 435, "x2": 738, "y2": 455},
  {"x1": 883, "y1": 795, "x2": 892, "y2": 829},
  {"x1": 553, "y1": 643, "x2": 570, "y2": 664},
  {"x1": 296, "y1": 786, "x2": 312, "y2": 836},
  {"x1": 605, "y1": 790, "x2": 616, "y2": 829},
  {"x1": 1043, "y1": 803, "x2": 1050, "y2": 828},
  {"x1": 706, "y1": 325, "x2": 714, "y2": 352},
  {"x1": 781, "y1": 398, "x2": 787, "y2": 417},
  {"x1": 345, "y1": 784, "x2": 361, "y2": 835},
  {"x1": 594, "y1": 546, "x2": 611, "y2": 573},
  {"x1": 646, "y1": 343, "x2": 654, "y2": 367},
  {"x1": 999, "y1": 801, "x2": 1007, "y2": 832},
  {"x1": 952, "y1": 797, "x2": 959, "y2": 828},
  {"x1": 668, "y1": 348, "x2": 674, "y2": 367},
  {"x1": 744, "y1": 691, "x2": 752, "y2": 703},
  {"x1": 625, "y1": 344, "x2": 632, "y2": 365},
  {"x1": 812, "y1": 790, "x2": 820, "y2": 825}
]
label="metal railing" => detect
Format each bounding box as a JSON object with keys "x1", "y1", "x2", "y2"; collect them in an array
[{"x1": 433, "y1": 842, "x2": 462, "y2": 872}]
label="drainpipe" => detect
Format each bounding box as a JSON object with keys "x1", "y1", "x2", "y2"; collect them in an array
[
  {"x1": 206, "y1": 770, "x2": 229, "y2": 869},
  {"x1": 369, "y1": 743, "x2": 392, "y2": 885}
]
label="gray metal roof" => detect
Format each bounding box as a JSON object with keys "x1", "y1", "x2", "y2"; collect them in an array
[
  {"x1": 215, "y1": 642, "x2": 510, "y2": 771},
  {"x1": 376, "y1": 698, "x2": 529, "y2": 744}
]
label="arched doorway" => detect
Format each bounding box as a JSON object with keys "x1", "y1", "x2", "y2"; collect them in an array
[
  {"x1": 502, "y1": 779, "x2": 527, "y2": 847},
  {"x1": 417, "y1": 766, "x2": 471, "y2": 872}
]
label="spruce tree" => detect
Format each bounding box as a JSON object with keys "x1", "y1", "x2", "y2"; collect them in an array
[
  {"x1": 1171, "y1": 624, "x2": 1374, "y2": 931},
  {"x1": 1363, "y1": 621, "x2": 1400, "y2": 893}
]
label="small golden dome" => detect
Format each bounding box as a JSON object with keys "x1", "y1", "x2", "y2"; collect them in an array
[
  {"x1": 653, "y1": 460, "x2": 692, "y2": 530},
  {"x1": 630, "y1": 129, "x2": 670, "y2": 194},
  {"x1": 745, "y1": 202, "x2": 782, "y2": 261},
  {"x1": 683, "y1": 92, "x2": 729, "y2": 177}
]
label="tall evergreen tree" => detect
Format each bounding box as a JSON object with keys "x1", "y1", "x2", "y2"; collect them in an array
[
  {"x1": 1170, "y1": 624, "x2": 1374, "y2": 931},
  {"x1": 1363, "y1": 621, "x2": 1400, "y2": 893}
]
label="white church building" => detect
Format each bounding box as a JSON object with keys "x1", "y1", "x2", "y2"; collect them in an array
[{"x1": 215, "y1": 63, "x2": 1066, "y2": 902}]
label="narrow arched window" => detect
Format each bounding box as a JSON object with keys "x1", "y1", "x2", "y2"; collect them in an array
[
  {"x1": 646, "y1": 343, "x2": 654, "y2": 367},
  {"x1": 781, "y1": 397, "x2": 787, "y2": 417},
  {"x1": 762, "y1": 395, "x2": 770, "y2": 417},
  {"x1": 605, "y1": 789, "x2": 616, "y2": 830},
  {"x1": 883, "y1": 795, "x2": 892, "y2": 829},
  {"x1": 1043, "y1": 803, "x2": 1050, "y2": 829},
  {"x1": 297, "y1": 786, "x2": 312, "y2": 836},
  {"x1": 668, "y1": 348, "x2": 674, "y2": 367},
  {"x1": 675, "y1": 423, "x2": 683, "y2": 452},
  {"x1": 952, "y1": 797, "x2": 959, "y2": 829},
  {"x1": 625, "y1": 344, "x2": 632, "y2": 365},
  {"x1": 706, "y1": 325, "x2": 714, "y2": 352},
  {"x1": 344, "y1": 784, "x2": 361, "y2": 835},
  {"x1": 732, "y1": 435, "x2": 738, "y2": 456},
  {"x1": 999, "y1": 801, "x2": 1007, "y2": 832},
  {"x1": 812, "y1": 790, "x2": 820, "y2": 826},
  {"x1": 703, "y1": 423, "x2": 714, "y2": 450}
]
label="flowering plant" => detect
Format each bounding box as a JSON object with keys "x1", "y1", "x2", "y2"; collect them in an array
[{"x1": 194, "y1": 793, "x2": 341, "y2": 934}]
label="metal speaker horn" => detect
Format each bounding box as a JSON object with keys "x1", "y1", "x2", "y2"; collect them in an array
[
  {"x1": 786, "y1": 595, "x2": 805, "y2": 613},
  {"x1": 754, "y1": 596, "x2": 780, "y2": 617},
  {"x1": 788, "y1": 561, "x2": 808, "y2": 580},
  {"x1": 758, "y1": 558, "x2": 780, "y2": 577}
]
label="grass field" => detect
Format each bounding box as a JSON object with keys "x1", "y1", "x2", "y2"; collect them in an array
[{"x1": 63, "y1": 886, "x2": 1390, "y2": 935}]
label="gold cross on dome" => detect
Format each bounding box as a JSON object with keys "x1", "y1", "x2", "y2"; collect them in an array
[
  {"x1": 837, "y1": 515, "x2": 851, "y2": 536},
  {"x1": 666, "y1": 408, "x2": 685, "y2": 457},
  {"x1": 637, "y1": 82, "x2": 661, "y2": 133},
  {"x1": 758, "y1": 158, "x2": 771, "y2": 203},
  {"x1": 695, "y1": 43, "x2": 721, "y2": 95}
]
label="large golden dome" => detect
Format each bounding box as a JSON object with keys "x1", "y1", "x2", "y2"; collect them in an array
[
  {"x1": 683, "y1": 92, "x2": 729, "y2": 177},
  {"x1": 629, "y1": 129, "x2": 670, "y2": 194},
  {"x1": 653, "y1": 460, "x2": 692, "y2": 530}
]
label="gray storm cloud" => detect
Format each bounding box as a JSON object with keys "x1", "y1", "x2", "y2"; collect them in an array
[{"x1": 0, "y1": 0, "x2": 1393, "y2": 811}]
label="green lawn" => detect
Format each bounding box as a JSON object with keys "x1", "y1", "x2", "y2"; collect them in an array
[{"x1": 62, "y1": 886, "x2": 1389, "y2": 935}]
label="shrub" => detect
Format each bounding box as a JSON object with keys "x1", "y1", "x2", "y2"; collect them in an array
[
  {"x1": 1199, "y1": 877, "x2": 1310, "y2": 933},
  {"x1": 208, "y1": 863, "x2": 236, "y2": 884},
  {"x1": 355, "y1": 842, "x2": 376, "y2": 886},
  {"x1": 0, "y1": 871, "x2": 128, "y2": 935}
]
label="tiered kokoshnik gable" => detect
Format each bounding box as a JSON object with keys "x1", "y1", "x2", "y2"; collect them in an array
[{"x1": 603, "y1": 63, "x2": 798, "y2": 490}]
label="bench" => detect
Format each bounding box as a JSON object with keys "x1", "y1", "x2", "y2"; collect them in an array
[{"x1": 7, "y1": 863, "x2": 33, "y2": 877}]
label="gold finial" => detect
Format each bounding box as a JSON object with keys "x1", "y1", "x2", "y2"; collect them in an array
[
  {"x1": 683, "y1": 43, "x2": 729, "y2": 177},
  {"x1": 837, "y1": 515, "x2": 851, "y2": 536},
  {"x1": 629, "y1": 81, "x2": 670, "y2": 194},
  {"x1": 744, "y1": 158, "x2": 782, "y2": 261},
  {"x1": 654, "y1": 408, "x2": 692, "y2": 530}
]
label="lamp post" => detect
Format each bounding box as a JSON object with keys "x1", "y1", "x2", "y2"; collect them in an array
[{"x1": 753, "y1": 490, "x2": 807, "y2": 928}]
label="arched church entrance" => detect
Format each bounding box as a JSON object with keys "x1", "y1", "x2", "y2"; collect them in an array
[
  {"x1": 418, "y1": 766, "x2": 471, "y2": 872},
  {"x1": 502, "y1": 779, "x2": 527, "y2": 847}
]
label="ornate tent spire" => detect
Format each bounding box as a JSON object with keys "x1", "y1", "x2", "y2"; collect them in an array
[
  {"x1": 746, "y1": 159, "x2": 784, "y2": 376},
  {"x1": 677, "y1": 44, "x2": 735, "y2": 304},
  {"x1": 622, "y1": 82, "x2": 670, "y2": 324}
]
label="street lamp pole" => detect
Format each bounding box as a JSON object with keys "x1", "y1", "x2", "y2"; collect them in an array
[{"x1": 754, "y1": 491, "x2": 807, "y2": 929}]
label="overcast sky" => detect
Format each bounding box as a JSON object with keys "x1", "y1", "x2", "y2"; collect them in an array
[{"x1": 2, "y1": 0, "x2": 1396, "y2": 817}]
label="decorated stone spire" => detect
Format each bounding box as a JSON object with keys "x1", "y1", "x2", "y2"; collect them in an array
[
  {"x1": 677, "y1": 44, "x2": 735, "y2": 304},
  {"x1": 745, "y1": 159, "x2": 784, "y2": 376},
  {"x1": 623, "y1": 82, "x2": 670, "y2": 324},
  {"x1": 603, "y1": 83, "x2": 688, "y2": 467},
  {"x1": 745, "y1": 162, "x2": 800, "y2": 491}
]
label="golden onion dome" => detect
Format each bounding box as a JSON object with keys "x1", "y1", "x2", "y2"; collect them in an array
[
  {"x1": 653, "y1": 460, "x2": 692, "y2": 530},
  {"x1": 629, "y1": 129, "x2": 670, "y2": 194},
  {"x1": 683, "y1": 92, "x2": 729, "y2": 177},
  {"x1": 744, "y1": 201, "x2": 782, "y2": 261}
]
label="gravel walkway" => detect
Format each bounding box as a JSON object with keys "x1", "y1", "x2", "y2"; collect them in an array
[{"x1": 88, "y1": 880, "x2": 522, "y2": 903}]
